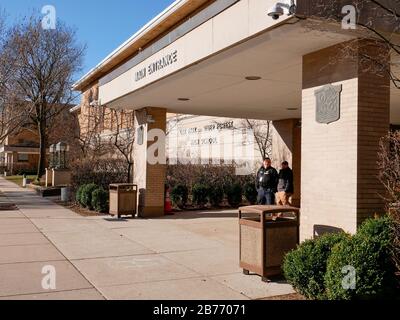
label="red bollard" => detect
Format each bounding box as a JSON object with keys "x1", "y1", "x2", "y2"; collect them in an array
[{"x1": 165, "y1": 187, "x2": 173, "y2": 215}]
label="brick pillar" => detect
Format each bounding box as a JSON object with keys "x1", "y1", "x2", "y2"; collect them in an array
[
  {"x1": 134, "y1": 107, "x2": 167, "y2": 218},
  {"x1": 272, "y1": 119, "x2": 301, "y2": 207},
  {"x1": 301, "y1": 40, "x2": 390, "y2": 240}
]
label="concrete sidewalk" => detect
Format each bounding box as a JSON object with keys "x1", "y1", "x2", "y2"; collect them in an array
[{"x1": 0, "y1": 177, "x2": 294, "y2": 300}]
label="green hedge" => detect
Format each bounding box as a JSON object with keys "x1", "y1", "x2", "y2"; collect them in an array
[
  {"x1": 91, "y1": 188, "x2": 109, "y2": 213},
  {"x1": 192, "y1": 184, "x2": 209, "y2": 206},
  {"x1": 208, "y1": 185, "x2": 224, "y2": 207},
  {"x1": 226, "y1": 183, "x2": 243, "y2": 208},
  {"x1": 325, "y1": 217, "x2": 397, "y2": 300},
  {"x1": 76, "y1": 185, "x2": 85, "y2": 206},
  {"x1": 15, "y1": 168, "x2": 37, "y2": 176},
  {"x1": 283, "y1": 232, "x2": 349, "y2": 300},
  {"x1": 170, "y1": 185, "x2": 189, "y2": 209},
  {"x1": 80, "y1": 183, "x2": 99, "y2": 210},
  {"x1": 283, "y1": 216, "x2": 398, "y2": 300},
  {"x1": 244, "y1": 182, "x2": 257, "y2": 205}
]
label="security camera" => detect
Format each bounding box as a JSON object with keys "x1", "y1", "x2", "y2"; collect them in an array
[
  {"x1": 267, "y1": 4, "x2": 285, "y2": 20},
  {"x1": 267, "y1": 1, "x2": 296, "y2": 20}
]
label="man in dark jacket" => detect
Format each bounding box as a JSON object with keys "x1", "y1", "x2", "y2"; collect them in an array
[
  {"x1": 276, "y1": 161, "x2": 294, "y2": 206},
  {"x1": 256, "y1": 158, "x2": 279, "y2": 205}
]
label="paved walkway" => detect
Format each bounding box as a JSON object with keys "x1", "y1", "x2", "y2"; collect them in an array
[{"x1": 0, "y1": 177, "x2": 294, "y2": 300}]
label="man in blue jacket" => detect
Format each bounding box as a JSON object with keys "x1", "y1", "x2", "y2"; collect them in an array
[{"x1": 256, "y1": 158, "x2": 279, "y2": 205}]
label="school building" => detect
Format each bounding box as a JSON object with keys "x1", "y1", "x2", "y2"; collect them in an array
[{"x1": 72, "y1": 0, "x2": 400, "y2": 240}]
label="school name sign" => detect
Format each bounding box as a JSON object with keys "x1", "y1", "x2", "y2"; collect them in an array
[{"x1": 135, "y1": 50, "x2": 178, "y2": 82}]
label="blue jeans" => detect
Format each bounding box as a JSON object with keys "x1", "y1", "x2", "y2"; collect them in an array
[{"x1": 257, "y1": 188, "x2": 276, "y2": 205}]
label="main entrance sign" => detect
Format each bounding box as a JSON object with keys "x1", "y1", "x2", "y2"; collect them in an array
[
  {"x1": 135, "y1": 50, "x2": 178, "y2": 82},
  {"x1": 315, "y1": 84, "x2": 342, "y2": 124}
]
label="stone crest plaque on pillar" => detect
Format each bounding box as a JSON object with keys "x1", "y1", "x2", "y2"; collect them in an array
[{"x1": 315, "y1": 84, "x2": 342, "y2": 124}]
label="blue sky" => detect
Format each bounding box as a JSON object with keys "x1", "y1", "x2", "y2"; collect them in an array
[{"x1": 1, "y1": 0, "x2": 175, "y2": 79}]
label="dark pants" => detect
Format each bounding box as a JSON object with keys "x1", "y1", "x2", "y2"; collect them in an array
[{"x1": 257, "y1": 188, "x2": 276, "y2": 205}]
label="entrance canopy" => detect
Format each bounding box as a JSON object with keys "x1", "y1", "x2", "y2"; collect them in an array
[
  {"x1": 73, "y1": 0, "x2": 400, "y2": 123},
  {"x1": 99, "y1": 24, "x2": 400, "y2": 124},
  {"x1": 99, "y1": 20, "x2": 400, "y2": 123}
]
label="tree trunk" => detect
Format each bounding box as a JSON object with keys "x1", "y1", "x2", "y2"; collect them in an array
[
  {"x1": 127, "y1": 162, "x2": 133, "y2": 184},
  {"x1": 37, "y1": 119, "x2": 47, "y2": 179}
]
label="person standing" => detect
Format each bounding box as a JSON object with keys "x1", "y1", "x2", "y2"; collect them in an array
[
  {"x1": 256, "y1": 158, "x2": 279, "y2": 205},
  {"x1": 276, "y1": 161, "x2": 294, "y2": 206}
]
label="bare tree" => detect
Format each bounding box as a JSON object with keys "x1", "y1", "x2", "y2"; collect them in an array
[
  {"x1": 0, "y1": 97, "x2": 31, "y2": 143},
  {"x1": 110, "y1": 109, "x2": 135, "y2": 183},
  {"x1": 242, "y1": 119, "x2": 273, "y2": 160},
  {"x1": 72, "y1": 101, "x2": 134, "y2": 182},
  {"x1": 0, "y1": 12, "x2": 31, "y2": 142},
  {"x1": 0, "y1": 8, "x2": 5, "y2": 45},
  {"x1": 378, "y1": 130, "x2": 400, "y2": 271},
  {"x1": 378, "y1": 131, "x2": 400, "y2": 211},
  {"x1": 295, "y1": 0, "x2": 400, "y2": 88},
  {"x1": 4, "y1": 15, "x2": 85, "y2": 178},
  {"x1": 76, "y1": 104, "x2": 111, "y2": 159},
  {"x1": 47, "y1": 105, "x2": 81, "y2": 160}
]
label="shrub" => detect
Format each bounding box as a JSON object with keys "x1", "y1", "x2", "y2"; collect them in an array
[
  {"x1": 76, "y1": 185, "x2": 85, "y2": 206},
  {"x1": 71, "y1": 158, "x2": 128, "y2": 193},
  {"x1": 357, "y1": 216, "x2": 394, "y2": 241},
  {"x1": 167, "y1": 164, "x2": 255, "y2": 195},
  {"x1": 283, "y1": 232, "x2": 349, "y2": 300},
  {"x1": 167, "y1": 164, "x2": 257, "y2": 208},
  {"x1": 91, "y1": 188, "x2": 109, "y2": 213},
  {"x1": 15, "y1": 168, "x2": 37, "y2": 176},
  {"x1": 170, "y1": 185, "x2": 189, "y2": 209},
  {"x1": 226, "y1": 183, "x2": 243, "y2": 208},
  {"x1": 80, "y1": 183, "x2": 99, "y2": 210},
  {"x1": 244, "y1": 182, "x2": 257, "y2": 205},
  {"x1": 208, "y1": 185, "x2": 224, "y2": 207},
  {"x1": 192, "y1": 184, "x2": 209, "y2": 207},
  {"x1": 325, "y1": 217, "x2": 398, "y2": 300}
]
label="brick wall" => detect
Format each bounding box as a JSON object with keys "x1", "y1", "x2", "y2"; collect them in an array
[
  {"x1": 301, "y1": 40, "x2": 390, "y2": 240},
  {"x1": 356, "y1": 42, "x2": 390, "y2": 224},
  {"x1": 7, "y1": 129, "x2": 39, "y2": 147},
  {"x1": 78, "y1": 83, "x2": 134, "y2": 147},
  {"x1": 302, "y1": 78, "x2": 359, "y2": 239},
  {"x1": 134, "y1": 107, "x2": 167, "y2": 217}
]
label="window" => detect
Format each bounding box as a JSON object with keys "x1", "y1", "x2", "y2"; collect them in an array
[{"x1": 17, "y1": 154, "x2": 29, "y2": 163}]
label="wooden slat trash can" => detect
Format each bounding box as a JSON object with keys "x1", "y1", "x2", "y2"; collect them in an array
[
  {"x1": 109, "y1": 184, "x2": 138, "y2": 219},
  {"x1": 239, "y1": 205, "x2": 300, "y2": 282}
]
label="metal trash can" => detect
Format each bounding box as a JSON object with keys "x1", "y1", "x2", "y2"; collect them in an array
[
  {"x1": 109, "y1": 184, "x2": 138, "y2": 219},
  {"x1": 61, "y1": 187, "x2": 70, "y2": 202},
  {"x1": 239, "y1": 205, "x2": 300, "y2": 282}
]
